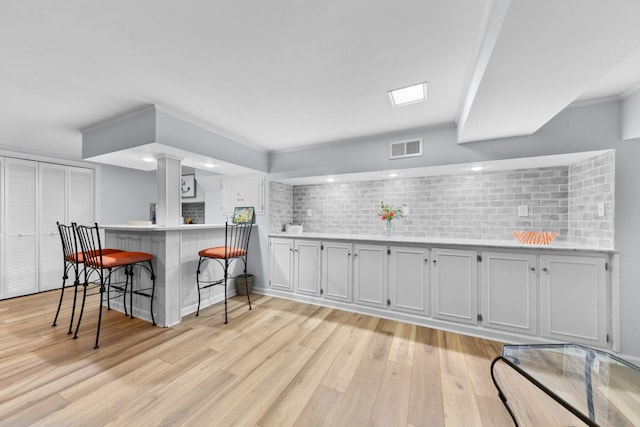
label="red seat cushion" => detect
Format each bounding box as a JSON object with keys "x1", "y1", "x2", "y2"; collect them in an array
[
  {"x1": 84, "y1": 251, "x2": 154, "y2": 269},
  {"x1": 199, "y1": 246, "x2": 246, "y2": 259},
  {"x1": 66, "y1": 248, "x2": 123, "y2": 264}
]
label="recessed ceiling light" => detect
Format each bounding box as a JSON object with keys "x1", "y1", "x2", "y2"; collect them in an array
[
  {"x1": 388, "y1": 173, "x2": 399, "y2": 178},
  {"x1": 388, "y1": 82, "x2": 427, "y2": 107},
  {"x1": 140, "y1": 156, "x2": 155, "y2": 162},
  {"x1": 204, "y1": 163, "x2": 215, "y2": 168},
  {"x1": 326, "y1": 178, "x2": 335, "y2": 183},
  {"x1": 469, "y1": 166, "x2": 484, "y2": 171}
]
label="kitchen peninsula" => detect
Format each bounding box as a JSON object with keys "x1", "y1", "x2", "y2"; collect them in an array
[{"x1": 103, "y1": 223, "x2": 251, "y2": 327}]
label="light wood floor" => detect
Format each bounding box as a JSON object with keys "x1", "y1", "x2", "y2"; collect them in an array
[{"x1": 0, "y1": 289, "x2": 522, "y2": 426}]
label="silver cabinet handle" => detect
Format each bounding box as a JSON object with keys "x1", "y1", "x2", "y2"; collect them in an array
[
  {"x1": 542, "y1": 267, "x2": 548, "y2": 272},
  {"x1": 530, "y1": 267, "x2": 535, "y2": 271}
]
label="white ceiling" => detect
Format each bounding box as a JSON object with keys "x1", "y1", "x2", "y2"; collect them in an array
[{"x1": 1, "y1": 1, "x2": 640, "y2": 161}]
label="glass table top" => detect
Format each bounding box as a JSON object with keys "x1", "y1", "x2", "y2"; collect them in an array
[{"x1": 500, "y1": 344, "x2": 640, "y2": 427}]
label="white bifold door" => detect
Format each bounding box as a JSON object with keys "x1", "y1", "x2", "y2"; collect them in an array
[{"x1": 5, "y1": 159, "x2": 39, "y2": 298}]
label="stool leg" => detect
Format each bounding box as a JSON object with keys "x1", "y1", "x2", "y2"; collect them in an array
[
  {"x1": 73, "y1": 279, "x2": 89, "y2": 339},
  {"x1": 223, "y1": 263, "x2": 228, "y2": 324},
  {"x1": 95, "y1": 282, "x2": 105, "y2": 349},
  {"x1": 107, "y1": 268, "x2": 112, "y2": 311},
  {"x1": 68, "y1": 274, "x2": 80, "y2": 335},
  {"x1": 129, "y1": 266, "x2": 135, "y2": 319},
  {"x1": 244, "y1": 265, "x2": 252, "y2": 311},
  {"x1": 52, "y1": 270, "x2": 68, "y2": 328},
  {"x1": 196, "y1": 257, "x2": 205, "y2": 316},
  {"x1": 148, "y1": 260, "x2": 156, "y2": 326}
]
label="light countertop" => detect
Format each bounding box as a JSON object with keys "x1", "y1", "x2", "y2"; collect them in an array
[
  {"x1": 104, "y1": 223, "x2": 228, "y2": 231},
  {"x1": 269, "y1": 231, "x2": 617, "y2": 253}
]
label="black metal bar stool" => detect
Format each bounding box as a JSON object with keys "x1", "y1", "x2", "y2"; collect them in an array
[
  {"x1": 196, "y1": 207, "x2": 254, "y2": 324},
  {"x1": 73, "y1": 222, "x2": 156, "y2": 349},
  {"x1": 51, "y1": 222, "x2": 123, "y2": 334}
]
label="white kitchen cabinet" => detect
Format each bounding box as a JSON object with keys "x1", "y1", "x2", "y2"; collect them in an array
[
  {"x1": 321, "y1": 241, "x2": 352, "y2": 302},
  {"x1": 481, "y1": 251, "x2": 537, "y2": 335},
  {"x1": 293, "y1": 240, "x2": 321, "y2": 296},
  {"x1": 270, "y1": 238, "x2": 321, "y2": 295},
  {"x1": 221, "y1": 175, "x2": 265, "y2": 214},
  {"x1": 540, "y1": 254, "x2": 608, "y2": 347},
  {"x1": 269, "y1": 238, "x2": 294, "y2": 291},
  {"x1": 389, "y1": 246, "x2": 429, "y2": 315},
  {"x1": 4, "y1": 158, "x2": 39, "y2": 298},
  {"x1": 353, "y1": 244, "x2": 387, "y2": 309},
  {"x1": 432, "y1": 247, "x2": 478, "y2": 325}
]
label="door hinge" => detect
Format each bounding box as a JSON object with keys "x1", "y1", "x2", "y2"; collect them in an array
[
  {"x1": 387, "y1": 298, "x2": 391, "y2": 307},
  {"x1": 387, "y1": 248, "x2": 391, "y2": 255},
  {"x1": 321, "y1": 244, "x2": 324, "y2": 250},
  {"x1": 477, "y1": 254, "x2": 482, "y2": 262},
  {"x1": 320, "y1": 288, "x2": 323, "y2": 295},
  {"x1": 477, "y1": 314, "x2": 483, "y2": 322},
  {"x1": 606, "y1": 334, "x2": 610, "y2": 343},
  {"x1": 605, "y1": 262, "x2": 609, "y2": 271}
]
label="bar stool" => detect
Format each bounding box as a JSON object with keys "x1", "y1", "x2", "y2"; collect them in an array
[
  {"x1": 196, "y1": 207, "x2": 254, "y2": 324},
  {"x1": 51, "y1": 222, "x2": 122, "y2": 334},
  {"x1": 73, "y1": 222, "x2": 156, "y2": 349}
]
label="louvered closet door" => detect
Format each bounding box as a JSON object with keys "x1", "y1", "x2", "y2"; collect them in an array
[
  {"x1": 39, "y1": 163, "x2": 67, "y2": 292},
  {"x1": 5, "y1": 158, "x2": 38, "y2": 298},
  {"x1": 0, "y1": 158, "x2": 4, "y2": 299},
  {"x1": 68, "y1": 167, "x2": 93, "y2": 225}
]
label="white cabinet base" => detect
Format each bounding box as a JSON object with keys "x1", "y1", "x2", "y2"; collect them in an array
[{"x1": 482, "y1": 251, "x2": 537, "y2": 336}]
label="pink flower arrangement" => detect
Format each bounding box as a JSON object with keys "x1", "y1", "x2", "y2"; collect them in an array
[{"x1": 378, "y1": 201, "x2": 403, "y2": 222}]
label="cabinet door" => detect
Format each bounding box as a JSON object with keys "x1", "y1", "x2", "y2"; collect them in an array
[
  {"x1": 540, "y1": 255, "x2": 607, "y2": 347},
  {"x1": 5, "y1": 159, "x2": 38, "y2": 298},
  {"x1": 321, "y1": 242, "x2": 352, "y2": 302},
  {"x1": 39, "y1": 163, "x2": 67, "y2": 292},
  {"x1": 68, "y1": 167, "x2": 94, "y2": 225},
  {"x1": 389, "y1": 246, "x2": 429, "y2": 315},
  {"x1": 432, "y1": 248, "x2": 478, "y2": 324},
  {"x1": 353, "y1": 244, "x2": 387, "y2": 308},
  {"x1": 239, "y1": 175, "x2": 265, "y2": 213},
  {"x1": 222, "y1": 175, "x2": 265, "y2": 213},
  {"x1": 270, "y1": 238, "x2": 294, "y2": 291},
  {"x1": 481, "y1": 251, "x2": 537, "y2": 335},
  {"x1": 294, "y1": 240, "x2": 321, "y2": 296}
]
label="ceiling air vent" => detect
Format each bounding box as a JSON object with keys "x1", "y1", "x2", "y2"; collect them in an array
[{"x1": 389, "y1": 138, "x2": 422, "y2": 159}]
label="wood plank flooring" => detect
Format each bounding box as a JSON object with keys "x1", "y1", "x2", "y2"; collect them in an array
[{"x1": 0, "y1": 289, "x2": 520, "y2": 426}]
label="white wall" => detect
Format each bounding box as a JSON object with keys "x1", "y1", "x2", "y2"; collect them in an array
[
  {"x1": 269, "y1": 100, "x2": 640, "y2": 357},
  {"x1": 99, "y1": 164, "x2": 156, "y2": 224}
]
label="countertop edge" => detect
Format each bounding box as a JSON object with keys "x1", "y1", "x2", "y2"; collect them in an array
[
  {"x1": 268, "y1": 232, "x2": 617, "y2": 254},
  {"x1": 103, "y1": 223, "x2": 228, "y2": 231}
]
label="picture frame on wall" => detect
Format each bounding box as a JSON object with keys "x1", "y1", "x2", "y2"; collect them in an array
[{"x1": 181, "y1": 174, "x2": 195, "y2": 198}]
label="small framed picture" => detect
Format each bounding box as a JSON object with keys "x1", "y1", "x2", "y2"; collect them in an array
[
  {"x1": 181, "y1": 174, "x2": 195, "y2": 198},
  {"x1": 233, "y1": 206, "x2": 255, "y2": 224}
]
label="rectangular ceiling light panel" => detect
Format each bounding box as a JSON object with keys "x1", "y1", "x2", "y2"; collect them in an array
[{"x1": 388, "y1": 82, "x2": 427, "y2": 107}]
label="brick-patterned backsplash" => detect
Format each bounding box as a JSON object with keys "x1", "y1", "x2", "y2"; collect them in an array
[
  {"x1": 569, "y1": 151, "x2": 615, "y2": 249},
  {"x1": 269, "y1": 181, "x2": 293, "y2": 232},
  {"x1": 182, "y1": 203, "x2": 205, "y2": 224},
  {"x1": 269, "y1": 152, "x2": 615, "y2": 248}
]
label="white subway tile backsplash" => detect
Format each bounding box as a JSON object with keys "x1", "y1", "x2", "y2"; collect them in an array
[{"x1": 269, "y1": 151, "x2": 615, "y2": 249}]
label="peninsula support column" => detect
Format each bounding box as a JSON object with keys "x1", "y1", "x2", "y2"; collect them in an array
[
  {"x1": 155, "y1": 154, "x2": 182, "y2": 326},
  {"x1": 156, "y1": 154, "x2": 182, "y2": 226}
]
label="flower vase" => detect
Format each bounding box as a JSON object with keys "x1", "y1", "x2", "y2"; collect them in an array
[{"x1": 385, "y1": 220, "x2": 392, "y2": 236}]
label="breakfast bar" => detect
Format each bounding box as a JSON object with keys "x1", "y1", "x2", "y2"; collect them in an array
[{"x1": 103, "y1": 223, "x2": 246, "y2": 327}]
